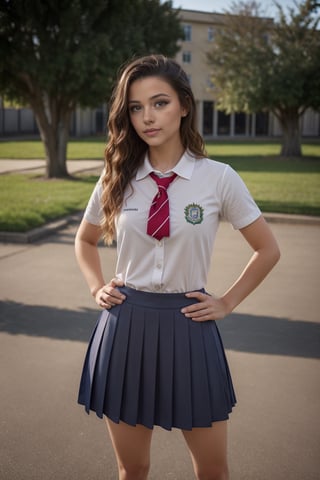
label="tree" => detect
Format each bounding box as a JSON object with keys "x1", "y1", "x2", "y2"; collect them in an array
[
  {"x1": 207, "y1": 0, "x2": 320, "y2": 156},
  {"x1": 0, "y1": 0, "x2": 182, "y2": 177}
]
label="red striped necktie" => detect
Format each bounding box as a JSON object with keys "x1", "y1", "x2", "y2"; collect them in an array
[{"x1": 147, "y1": 172, "x2": 177, "y2": 240}]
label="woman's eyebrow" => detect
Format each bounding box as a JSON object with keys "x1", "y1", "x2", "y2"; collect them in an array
[{"x1": 128, "y1": 93, "x2": 171, "y2": 104}]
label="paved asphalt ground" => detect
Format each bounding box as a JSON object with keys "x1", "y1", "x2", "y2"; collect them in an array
[{"x1": 0, "y1": 160, "x2": 319, "y2": 479}]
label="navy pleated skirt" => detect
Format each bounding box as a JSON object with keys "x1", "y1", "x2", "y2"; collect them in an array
[{"x1": 78, "y1": 286, "x2": 236, "y2": 431}]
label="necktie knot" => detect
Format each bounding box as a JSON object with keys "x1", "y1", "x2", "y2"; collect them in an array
[
  {"x1": 149, "y1": 172, "x2": 177, "y2": 191},
  {"x1": 147, "y1": 172, "x2": 177, "y2": 240}
]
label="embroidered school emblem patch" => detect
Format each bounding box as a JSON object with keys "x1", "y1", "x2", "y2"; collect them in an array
[{"x1": 184, "y1": 203, "x2": 204, "y2": 225}]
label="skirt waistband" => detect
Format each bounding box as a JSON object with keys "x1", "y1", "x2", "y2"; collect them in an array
[{"x1": 118, "y1": 286, "x2": 205, "y2": 309}]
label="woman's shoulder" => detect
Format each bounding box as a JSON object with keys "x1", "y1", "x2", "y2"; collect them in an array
[{"x1": 195, "y1": 156, "x2": 231, "y2": 176}]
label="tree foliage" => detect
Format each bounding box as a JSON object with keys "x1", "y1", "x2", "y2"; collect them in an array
[
  {"x1": 207, "y1": 0, "x2": 320, "y2": 156},
  {"x1": 0, "y1": 0, "x2": 183, "y2": 177}
]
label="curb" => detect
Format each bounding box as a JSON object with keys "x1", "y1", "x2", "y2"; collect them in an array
[
  {"x1": 0, "y1": 165, "x2": 45, "y2": 175},
  {"x1": 0, "y1": 211, "x2": 319, "y2": 244},
  {"x1": 0, "y1": 165, "x2": 102, "y2": 176},
  {"x1": 0, "y1": 212, "x2": 83, "y2": 244},
  {"x1": 262, "y1": 212, "x2": 320, "y2": 226}
]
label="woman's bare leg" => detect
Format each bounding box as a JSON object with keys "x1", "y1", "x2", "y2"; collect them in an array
[
  {"x1": 106, "y1": 418, "x2": 153, "y2": 480},
  {"x1": 182, "y1": 420, "x2": 229, "y2": 480}
]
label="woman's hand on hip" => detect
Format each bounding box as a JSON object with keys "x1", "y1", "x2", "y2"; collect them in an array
[
  {"x1": 94, "y1": 278, "x2": 126, "y2": 309},
  {"x1": 181, "y1": 291, "x2": 230, "y2": 321}
]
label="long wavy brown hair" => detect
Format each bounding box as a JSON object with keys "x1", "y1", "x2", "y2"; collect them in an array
[{"x1": 101, "y1": 54, "x2": 206, "y2": 244}]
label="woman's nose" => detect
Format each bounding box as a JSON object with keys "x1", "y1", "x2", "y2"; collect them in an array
[{"x1": 143, "y1": 107, "x2": 154, "y2": 124}]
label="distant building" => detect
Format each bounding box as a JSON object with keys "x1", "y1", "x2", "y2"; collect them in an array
[
  {"x1": 0, "y1": 100, "x2": 103, "y2": 138},
  {"x1": 1, "y1": 9, "x2": 319, "y2": 138},
  {"x1": 176, "y1": 9, "x2": 320, "y2": 138}
]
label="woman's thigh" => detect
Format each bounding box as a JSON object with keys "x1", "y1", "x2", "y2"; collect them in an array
[
  {"x1": 106, "y1": 419, "x2": 153, "y2": 470},
  {"x1": 182, "y1": 420, "x2": 229, "y2": 479}
]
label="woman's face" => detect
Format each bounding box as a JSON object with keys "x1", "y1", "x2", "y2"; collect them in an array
[{"x1": 128, "y1": 76, "x2": 187, "y2": 150}]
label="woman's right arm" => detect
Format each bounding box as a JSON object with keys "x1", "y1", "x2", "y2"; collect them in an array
[{"x1": 75, "y1": 218, "x2": 125, "y2": 308}]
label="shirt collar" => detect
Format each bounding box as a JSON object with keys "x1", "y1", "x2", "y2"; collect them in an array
[{"x1": 136, "y1": 150, "x2": 196, "y2": 181}]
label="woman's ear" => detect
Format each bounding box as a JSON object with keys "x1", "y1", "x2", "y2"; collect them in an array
[{"x1": 181, "y1": 96, "x2": 190, "y2": 117}]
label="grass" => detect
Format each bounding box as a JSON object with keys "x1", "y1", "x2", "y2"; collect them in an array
[
  {"x1": 0, "y1": 137, "x2": 319, "y2": 232},
  {"x1": 0, "y1": 136, "x2": 106, "y2": 159},
  {"x1": 205, "y1": 143, "x2": 320, "y2": 216},
  {"x1": 0, "y1": 136, "x2": 319, "y2": 159},
  {"x1": 0, "y1": 174, "x2": 98, "y2": 232},
  {"x1": 206, "y1": 141, "x2": 320, "y2": 158}
]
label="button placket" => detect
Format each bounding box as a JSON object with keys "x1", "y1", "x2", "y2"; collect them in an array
[{"x1": 151, "y1": 240, "x2": 165, "y2": 291}]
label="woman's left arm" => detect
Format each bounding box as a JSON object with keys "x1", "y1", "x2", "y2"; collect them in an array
[{"x1": 182, "y1": 216, "x2": 280, "y2": 321}]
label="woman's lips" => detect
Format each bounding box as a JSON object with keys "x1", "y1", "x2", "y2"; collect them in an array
[{"x1": 143, "y1": 128, "x2": 161, "y2": 136}]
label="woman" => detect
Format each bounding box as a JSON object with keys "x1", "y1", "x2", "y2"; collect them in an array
[{"x1": 75, "y1": 54, "x2": 280, "y2": 480}]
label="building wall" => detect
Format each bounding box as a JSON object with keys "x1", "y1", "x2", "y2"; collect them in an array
[
  {"x1": 302, "y1": 109, "x2": 320, "y2": 136},
  {"x1": 0, "y1": 107, "x2": 38, "y2": 136},
  {"x1": 0, "y1": 104, "x2": 99, "y2": 138},
  {"x1": 176, "y1": 10, "x2": 225, "y2": 103}
]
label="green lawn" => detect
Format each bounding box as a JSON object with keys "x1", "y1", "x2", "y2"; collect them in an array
[
  {"x1": 206, "y1": 141, "x2": 320, "y2": 158},
  {"x1": 0, "y1": 138, "x2": 319, "y2": 232},
  {"x1": 206, "y1": 147, "x2": 320, "y2": 216},
  {"x1": 0, "y1": 137, "x2": 319, "y2": 159},
  {"x1": 0, "y1": 136, "x2": 106, "y2": 159},
  {"x1": 0, "y1": 174, "x2": 98, "y2": 232}
]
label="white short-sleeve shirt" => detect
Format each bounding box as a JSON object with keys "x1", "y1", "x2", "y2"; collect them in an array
[{"x1": 84, "y1": 151, "x2": 261, "y2": 293}]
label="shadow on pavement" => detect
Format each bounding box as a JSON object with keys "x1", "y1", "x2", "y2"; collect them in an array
[
  {"x1": 0, "y1": 300, "x2": 319, "y2": 359},
  {"x1": 0, "y1": 301, "x2": 97, "y2": 342},
  {"x1": 219, "y1": 314, "x2": 320, "y2": 359}
]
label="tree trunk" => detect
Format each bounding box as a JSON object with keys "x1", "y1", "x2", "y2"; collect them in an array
[
  {"x1": 277, "y1": 109, "x2": 302, "y2": 157},
  {"x1": 42, "y1": 117, "x2": 71, "y2": 178},
  {"x1": 31, "y1": 96, "x2": 72, "y2": 178}
]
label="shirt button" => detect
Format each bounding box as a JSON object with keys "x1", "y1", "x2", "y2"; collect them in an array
[
  {"x1": 157, "y1": 264, "x2": 162, "y2": 269},
  {"x1": 157, "y1": 240, "x2": 163, "y2": 247}
]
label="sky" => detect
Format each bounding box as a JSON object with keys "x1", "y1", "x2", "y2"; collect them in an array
[{"x1": 169, "y1": 0, "x2": 299, "y2": 18}]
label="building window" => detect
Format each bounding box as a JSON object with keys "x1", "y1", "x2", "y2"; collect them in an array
[
  {"x1": 235, "y1": 112, "x2": 246, "y2": 135},
  {"x1": 208, "y1": 27, "x2": 214, "y2": 42},
  {"x1": 255, "y1": 112, "x2": 269, "y2": 135},
  {"x1": 182, "y1": 51, "x2": 192, "y2": 64},
  {"x1": 203, "y1": 101, "x2": 214, "y2": 135},
  {"x1": 217, "y1": 111, "x2": 231, "y2": 135},
  {"x1": 183, "y1": 24, "x2": 192, "y2": 41},
  {"x1": 207, "y1": 75, "x2": 214, "y2": 89}
]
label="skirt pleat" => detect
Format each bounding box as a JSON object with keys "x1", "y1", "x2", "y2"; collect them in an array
[
  {"x1": 203, "y1": 322, "x2": 237, "y2": 421},
  {"x1": 119, "y1": 305, "x2": 145, "y2": 425},
  {"x1": 103, "y1": 302, "x2": 132, "y2": 423},
  {"x1": 78, "y1": 286, "x2": 236, "y2": 431},
  {"x1": 189, "y1": 320, "x2": 213, "y2": 426},
  {"x1": 137, "y1": 309, "x2": 159, "y2": 428},
  {"x1": 154, "y1": 309, "x2": 174, "y2": 430},
  {"x1": 172, "y1": 312, "x2": 192, "y2": 429}
]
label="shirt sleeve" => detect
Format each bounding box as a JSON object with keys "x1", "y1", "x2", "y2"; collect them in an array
[
  {"x1": 219, "y1": 165, "x2": 261, "y2": 229},
  {"x1": 83, "y1": 175, "x2": 104, "y2": 226}
]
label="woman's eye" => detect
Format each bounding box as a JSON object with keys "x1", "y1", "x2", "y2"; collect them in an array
[
  {"x1": 129, "y1": 105, "x2": 141, "y2": 113},
  {"x1": 155, "y1": 100, "x2": 169, "y2": 108}
]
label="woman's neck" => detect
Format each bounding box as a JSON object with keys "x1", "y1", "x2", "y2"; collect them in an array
[{"x1": 148, "y1": 144, "x2": 185, "y2": 173}]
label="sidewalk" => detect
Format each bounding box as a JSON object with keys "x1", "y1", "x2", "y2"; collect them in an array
[
  {"x1": 0, "y1": 220, "x2": 319, "y2": 479},
  {"x1": 0, "y1": 158, "x2": 104, "y2": 175}
]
